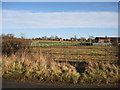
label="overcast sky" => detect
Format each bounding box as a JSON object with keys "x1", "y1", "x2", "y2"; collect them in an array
[{"x1": 2, "y1": 2, "x2": 118, "y2": 39}]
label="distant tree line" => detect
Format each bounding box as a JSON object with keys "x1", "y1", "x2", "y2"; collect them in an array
[
  {"x1": 34, "y1": 35, "x2": 62, "y2": 41},
  {"x1": 33, "y1": 35, "x2": 96, "y2": 43},
  {"x1": 0, "y1": 33, "x2": 96, "y2": 44}
]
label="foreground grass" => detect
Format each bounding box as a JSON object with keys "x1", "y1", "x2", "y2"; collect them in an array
[
  {"x1": 2, "y1": 51, "x2": 80, "y2": 84},
  {"x1": 80, "y1": 62, "x2": 119, "y2": 84},
  {"x1": 2, "y1": 48, "x2": 120, "y2": 85}
]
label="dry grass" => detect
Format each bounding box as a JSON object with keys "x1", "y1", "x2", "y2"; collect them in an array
[
  {"x1": 41, "y1": 46, "x2": 118, "y2": 62},
  {"x1": 2, "y1": 47, "x2": 120, "y2": 85},
  {"x1": 79, "y1": 61, "x2": 119, "y2": 84},
  {"x1": 2, "y1": 48, "x2": 80, "y2": 84}
]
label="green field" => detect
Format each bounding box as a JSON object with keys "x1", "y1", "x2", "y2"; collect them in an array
[{"x1": 31, "y1": 40, "x2": 91, "y2": 47}]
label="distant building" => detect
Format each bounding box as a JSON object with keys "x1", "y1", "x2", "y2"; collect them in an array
[
  {"x1": 59, "y1": 38, "x2": 63, "y2": 41},
  {"x1": 55, "y1": 38, "x2": 63, "y2": 41},
  {"x1": 70, "y1": 38, "x2": 74, "y2": 41},
  {"x1": 93, "y1": 37, "x2": 120, "y2": 46}
]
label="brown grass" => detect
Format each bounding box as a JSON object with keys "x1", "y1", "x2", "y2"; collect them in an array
[{"x1": 2, "y1": 47, "x2": 80, "y2": 84}]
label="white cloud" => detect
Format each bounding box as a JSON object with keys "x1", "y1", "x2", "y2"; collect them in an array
[{"x1": 2, "y1": 10, "x2": 118, "y2": 29}]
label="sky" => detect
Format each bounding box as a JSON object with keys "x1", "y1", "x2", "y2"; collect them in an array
[
  {"x1": 2, "y1": 2, "x2": 118, "y2": 39},
  {"x1": 2, "y1": 0, "x2": 120, "y2": 2}
]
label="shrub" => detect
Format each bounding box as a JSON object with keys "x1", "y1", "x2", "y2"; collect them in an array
[{"x1": 2, "y1": 36, "x2": 31, "y2": 55}]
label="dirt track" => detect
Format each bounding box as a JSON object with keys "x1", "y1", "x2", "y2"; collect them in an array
[{"x1": 2, "y1": 79, "x2": 119, "y2": 88}]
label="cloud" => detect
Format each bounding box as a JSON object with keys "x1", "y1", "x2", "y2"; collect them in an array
[{"x1": 2, "y1": 10, "x2": 118, "y2": 29}]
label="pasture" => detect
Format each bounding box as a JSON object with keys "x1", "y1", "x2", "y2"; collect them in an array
[
  {"x1": 31, "y1": 40, "x2": 90, "y2": 47},
  {"x1": 35, "y1": 46, "x2": 119, "y2": 63}
]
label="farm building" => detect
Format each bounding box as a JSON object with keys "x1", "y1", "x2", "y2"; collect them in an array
[{"x1": 93, "y1": 37, "x2": 120, "y2": 46}]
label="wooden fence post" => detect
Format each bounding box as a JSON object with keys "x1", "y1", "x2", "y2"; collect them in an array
[
  {"x1": 105, "y1": 49, "x2": 107, "y2": 62},
  {"x1": 39, "y1": 47, "x2": 40, "y2": 60},
  {"x1": 91, "y1": 49, "x2": 92, "y2": 62},
  {"x1": 50, "y1": 47, "x2": 53, "y2": 61}
]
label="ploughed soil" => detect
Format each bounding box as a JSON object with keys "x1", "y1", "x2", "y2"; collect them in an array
[{"x1": 2, "y1": 78, "x2": 119, "y2": 88}]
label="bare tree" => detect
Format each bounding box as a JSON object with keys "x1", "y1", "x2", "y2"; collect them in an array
[
  {"x1": 50, "y1": 35, "x2": 55, "y2": 40},
  {"x1": 7, "y1": 34, "x2": 14, "y2": 38},
  {"x1": 88, "y1": 36, "x2": 95, "y2": 44},
  {"x1": 21, "y1": 33, "x2": 25, "y2": 39},
  {"x1": 80, "y1": 37, "x2": 86, "y2": 42}
]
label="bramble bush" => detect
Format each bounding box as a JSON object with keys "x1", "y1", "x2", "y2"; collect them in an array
[{"x1": 2, "y1": 34, "x2": 31, "y2": 55}]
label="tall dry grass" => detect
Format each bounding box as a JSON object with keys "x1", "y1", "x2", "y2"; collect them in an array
[
  {"x1": 2, "y1": 47, "x2": 80, "y2": 84},
  {"x1": 79, "y1": 61, "x2": 119, "y2": 84}
]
